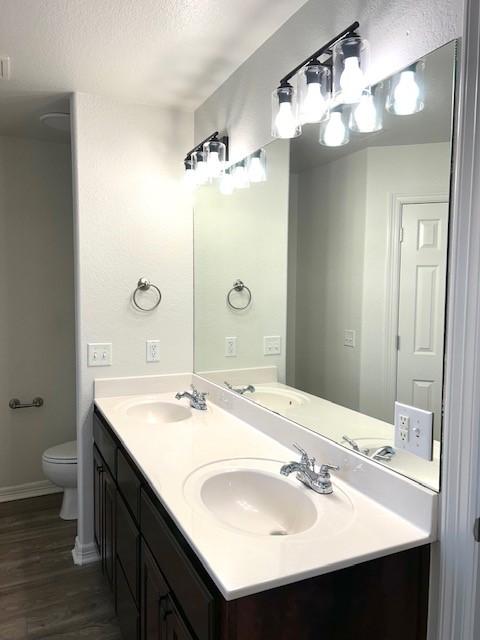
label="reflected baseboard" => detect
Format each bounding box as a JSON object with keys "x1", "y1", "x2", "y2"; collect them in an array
[{"x1": 0, "y1": 479, "x2": 62, "y2": 503}]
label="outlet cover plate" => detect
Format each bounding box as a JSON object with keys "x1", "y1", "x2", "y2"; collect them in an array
[
  {"x1": 394, "y1": 401, "x2": 433, "y2": 461},
  {"x1": 146, "y1": 340, "x2": 160, "y2": 362},
  {"x1": 225, "y1": 337, "x2": 237, "y2": 357},
  {"x1": 88, "y1": 343, "x2": 112, "y2": 367},
  {"x1": 264, "y1": 336, "x2": 281, "y2": 356}
]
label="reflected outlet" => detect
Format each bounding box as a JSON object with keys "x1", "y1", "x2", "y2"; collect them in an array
[{"x1": 394, "y1": 402, "x2": 433, "y2": 461}]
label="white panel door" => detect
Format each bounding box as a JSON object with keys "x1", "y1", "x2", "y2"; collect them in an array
[{"x1": 396, "y1": 201, "x2": 448, "y2": 435}]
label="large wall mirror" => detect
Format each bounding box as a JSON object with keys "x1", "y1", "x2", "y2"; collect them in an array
[{"x1": 194, "y1": 41, "x2": 456, "y2": 491}]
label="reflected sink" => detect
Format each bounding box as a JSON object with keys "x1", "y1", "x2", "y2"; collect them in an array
[
  {"x1": 250, "y1": 387, "x2": 308, "y2": 414},
  {"x1": 126, "y1": 401, "x2": 191, "y2": 424},
  {"x1": 184, "y1": 459, "x2": 354, "y2": 537}
]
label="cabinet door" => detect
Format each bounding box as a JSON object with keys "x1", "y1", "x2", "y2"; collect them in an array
[
  {"x1": 93, "y1": 445, "x2": 104, "y2": 556},
  {"x1": 141, "y1": 544, "x2": 169, "y2": 640},
  {"x1": 165, "y1": 601, "x2": 194, "y2": 640},
  {"x1": 103, "y1": 466, "x2": 116, "y2": 590}
]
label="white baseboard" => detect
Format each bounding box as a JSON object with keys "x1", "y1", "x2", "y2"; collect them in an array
[
  {"x1": 0, "y1": 479, "x2": 62, "y2": 503},
  {"x1": 72, "y1": 536, "x2": 100, "y2": 566}
]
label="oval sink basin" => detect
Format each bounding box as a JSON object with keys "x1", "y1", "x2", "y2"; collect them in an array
[
  {"x1": 184, "y1": 459, "x2": 354, "y2": 538},
  {"x1": 126, "y1": 401, "x2": 191, "y2": 424},
  {"x1": 250, "y1": 387, "x2": 308, "y2": 414},
  {"x1": 199, "y1": 469, "x2": 317, "y2": 536}
]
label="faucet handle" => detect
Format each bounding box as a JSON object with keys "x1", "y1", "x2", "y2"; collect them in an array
[
  {"x1": 293, "y1": 443, "x2": 315, "y2": 469},
  {"x1": 224, "y1": 381, "x2": 233, "y2": 390},
  {"x1": 319, "y1": 463, "x2": 340, "y2": 476}
]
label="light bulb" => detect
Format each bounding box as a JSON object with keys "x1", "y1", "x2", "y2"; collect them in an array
[
  {"x1": 247, "y1": 156, "x2": 266, "y2": 183},
  {"x1": 392, "y1": 70, "x2": 421, "y2": 115},
  {"x1": 206, "y1": 151, "x2": 222, "y2": 178},
  {"x1": 340, "y1": 56, "x2": 365, "y2": 103},
  {"x1": 232, "y1": 164, "x2": 249, "y2": 189},
  {"x1": 195, "y1": 160, "x2": 208, "y2": 185},
  {"x1": 300, "y1": 82, "x2": 328, "y2": 124},
  {"x1": 219, "y1": 172, "x2": 234, "y2": 195},
  {"x1": 274, "y1": 101, "x2": 298, "y2": 138},
  {"x1": 321, "y1": 111, "x2": 348, "y2": 147},
  {"x1": 351, "y1": 93, "x2": 377, "y2": 132}
]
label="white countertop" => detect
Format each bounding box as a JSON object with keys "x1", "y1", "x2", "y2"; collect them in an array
[{"x1": 95, "y1": 387, "x2": 435, "y2": 600}]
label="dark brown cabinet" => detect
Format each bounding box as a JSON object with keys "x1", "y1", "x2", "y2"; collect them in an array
[{"x1": 93, "y1": 407, "x2": 430, "y2": 640}]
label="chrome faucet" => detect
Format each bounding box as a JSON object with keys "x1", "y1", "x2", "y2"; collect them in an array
[
  {"x1": 280, "y1": 444, "x2": 339, "y2": 495},
  {"x1": 224, "y1": 381, "x2": 255, "y2": 395},
  {"x1": 175, "y1": 385, "x2": 208, "y2": 410},
  {"x1": 371, "y1": 445, "x2": 396, "y2": 462},
  {"x1": 342, "y1": 435, "x2": 369, "y2": 455}
]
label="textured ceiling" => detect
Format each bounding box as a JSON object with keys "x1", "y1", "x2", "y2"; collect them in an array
[{"x1": 0, "y1": 0, "x2": 308, "y2": 110}]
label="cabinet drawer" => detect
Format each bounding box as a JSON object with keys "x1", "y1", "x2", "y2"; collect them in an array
[
  {"x1": 140, "y1": 489, "x2": 215, "y2": 640},
  {"x1": 93, "y1": 413, "x2": 116, "y2": 477},
  {"x1": 117, "y1": 494, "x2": 140, "y2": 606},
  {"x1": 116, "y1": 558, "x2": 139, "y2": 640},
  {"x1": 117, "y1": 449, "x2": 141, "y2": 523}
]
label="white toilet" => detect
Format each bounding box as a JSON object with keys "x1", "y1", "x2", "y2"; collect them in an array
[{"x1": 42, "y1": 440, "x2": 78, "y2": 520}]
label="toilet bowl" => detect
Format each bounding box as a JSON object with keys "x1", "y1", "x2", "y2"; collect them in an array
[{"x1": 42, "y1": 440, "x2": 77, "y2": 520}]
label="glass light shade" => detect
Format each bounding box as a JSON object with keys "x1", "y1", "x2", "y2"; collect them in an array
[
  {"x1": 332, "y1": 35, "x2": 369, "y2": 104},
  {"x1": 349, "y1": 84, "x2": 384, "y2": 133},
  {"x1": 247, "y1": 149, "x2": 267, "y2": 183},
  {"x1": 219, "y1": 170, "x2": 234, "y2": 195},
  {"x1": 271, "y1": 83, "x2": 301, "y2": 139},
  {"x1": 319, "y1": 106, "x2": 350, "y2": 147},
  {"x1": 183, "y1": 158, "x2": 197, "y2": 191},
  {"x1": 203, "y1": 139, "x2": 226, "y2": 178},
  {"x1": 191, "y1": 150, "x2": 209, "y2": 185},
  {"x1": 232, "y1": 161, "x2": 250, "y2": 189},
  {"x1": 298, "y1": 62, "x2": 331, "y2": 124},
  {"x1": 386, "y1": 61, "x2": 425, "y2": 115}
]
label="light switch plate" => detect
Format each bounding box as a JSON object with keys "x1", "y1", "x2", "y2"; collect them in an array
[
  {"x1": 344, "y1": 330, "x2": 356, "y2": 348},
  {"x1": 225, "y1": 337, "x2": 237, "y2": 357},
  {"x1": 146, "y1": 340, "x2": 160, "y2": 362},
  {"x1": 394, "y1": 401, "x2": 433, "y2": 461},
  {"x1": 264, "y1": 336, "x2": 281, "y2": 355},
  {"x1": 88, "y1": 343, "x2": 112, "y2": 367}
]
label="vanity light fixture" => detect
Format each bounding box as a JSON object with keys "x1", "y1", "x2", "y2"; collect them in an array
[
  {"x1": 183, "y1": 157, "x2": 197, "y2": 191},
  {"x1": 332, "y1": 34, "x2": 369, "y2": 104},
  {"x1": 386, "y1": 61, "x2": 425, "y2": 115},
  {"x1": 319, "y1": 105, "x2": 350, "y2": 147},
  {"x1": 184, "y1": 131, "x2": 229, "y2": 188},
  {"x1": 271, "y1": 22, "x2": 361, "y2": 139},
  {"x1": 247, "y1": 149, "x2": 267, "y2": 183}
]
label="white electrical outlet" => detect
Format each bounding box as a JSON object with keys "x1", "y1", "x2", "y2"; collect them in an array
[
  {"x1": 146, "y1": 340, "x2": 160, "y2": 362},
  {"x1": 343, "y1": 330, "x2": 356, "y2": 348},
  {"x1": 225, "y1": 337, "x2": 237, "y2": 357},
  {"x1": 88, "y1": 343, "x2": 112, "y2": 367},
  {"x1": 394, "y1": 402, "x2": 433, "y2": 460},
  {"x1": 264, "y1": 336, "x2": 281, "y2": 355}
]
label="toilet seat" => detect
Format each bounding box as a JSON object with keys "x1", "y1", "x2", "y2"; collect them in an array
[{"x1": 42, "y1": 440, "x2": 77, "y2": 464}]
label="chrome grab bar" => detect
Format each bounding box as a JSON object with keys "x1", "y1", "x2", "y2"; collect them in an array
[{"x1": 9, "y1": 397, "x2": 44, "y2": 410}]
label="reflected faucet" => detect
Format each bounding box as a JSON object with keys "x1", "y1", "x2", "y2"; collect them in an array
[
  {"x1": 342, "y1": 435, "x2": 396, "y2": 463},
  {"x1": 224, "y1": 381, "x2": 255, "y2": 395}
]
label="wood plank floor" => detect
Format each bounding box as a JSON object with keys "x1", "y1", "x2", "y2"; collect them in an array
[{"x1": 0, "y1": 494, "x2": 122, "y2": 639}]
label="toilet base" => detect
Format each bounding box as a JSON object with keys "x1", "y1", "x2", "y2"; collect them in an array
[{"x1": 59, "y1": 488, "x2": 78, "y2": 520}]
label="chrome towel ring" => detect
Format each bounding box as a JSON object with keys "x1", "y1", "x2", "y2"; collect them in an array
[
  {"x1": 227, "y1": 279, "x2": 252, "y2": 310},
  {"x1": 133, "y1": 278, "x2": 162, "y2": 311}
]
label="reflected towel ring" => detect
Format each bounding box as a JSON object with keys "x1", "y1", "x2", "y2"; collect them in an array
[
  {"x1": 227, "y1": 279, "x2": 252, "y2": 310},
  {"x1": 133, "y1": 278, "x2": 162, "y2": 311}
]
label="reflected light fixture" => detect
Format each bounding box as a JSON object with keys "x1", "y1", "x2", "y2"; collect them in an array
[
  {"x1": 349, "y1": 85, "x2": 384, "y2": 133},
  {"x1": 219, "y1": 169, "x2": 235, "y2": 195},
  {"x1": 386, "y1": 61, "x2": 425, "y2": 115},
  {"x1": 319, "y1": 105, "x2": 349, "y2": 147},
  {"x1": 247, "y1": 149, "x2": 267, "y2": 183},
  {"x1": 232, "y1": 160, "x2": 250, "y2": 189},
  {"x1": 183, "y1": 157, "x2": 196, "y2": 191}
]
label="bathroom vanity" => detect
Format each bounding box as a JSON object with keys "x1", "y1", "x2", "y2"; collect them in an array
[{"x1": 93, "y1": 379, "x2": 435, "y2": 640}]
